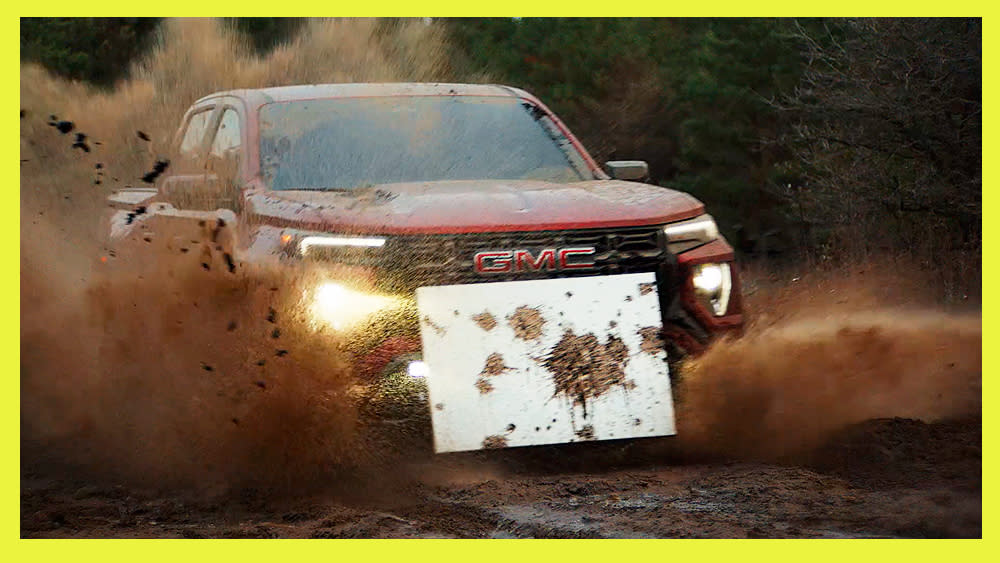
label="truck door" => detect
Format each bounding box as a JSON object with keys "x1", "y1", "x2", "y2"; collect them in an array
[
  {"x1": 160, "y1": 99, "x2": 248, "y2": 213},
  {"x1": 158, "y1": 102, "x2": 221, "y2": 209},
  {"x1": 201, "y1": 104, "x2": 245, "y2": 212},
  {"x1": 144, "y1": 100, "x2": 245, "y2": 266}
]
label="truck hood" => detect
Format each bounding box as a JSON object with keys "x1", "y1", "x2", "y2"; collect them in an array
[{"x1": 246, "y1": 179, "x2": 704, "y2": 234}]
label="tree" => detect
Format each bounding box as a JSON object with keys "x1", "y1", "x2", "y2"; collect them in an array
[
  {"x1": 224, "y1": 18, "x2": 306, "y2": 53},
  {"x1": 778, "y1": 18, "x2": 981, "y2": 259},
  {"x1": 20, "y1": 18, "x2": 161, "y2": 87}
]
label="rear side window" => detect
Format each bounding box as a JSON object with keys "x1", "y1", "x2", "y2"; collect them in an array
[
  {"x1": 179, "y1": 109, "x2": 213, "y2": 155},
  {"x1": 210, "y1": 108, "x2": 242, "y2": 156}
]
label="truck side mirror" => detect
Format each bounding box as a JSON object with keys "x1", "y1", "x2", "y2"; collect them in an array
[
  {"x1": 605, "y1": 160, "x2": 649, "y2": 181},
  {"x1": 160, "y1": 173, "x2": 236, "y2": 211},
  {"x1": 107, "y1": 187, "x2": 158, "y2": 208},
  {"x1": 160, "y1": 151, "x2": 243, "y2": 212}
]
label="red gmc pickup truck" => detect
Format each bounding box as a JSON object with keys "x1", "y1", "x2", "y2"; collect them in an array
[{"x1": 107, "y1": 83, "x2": 743, "y2": 442}]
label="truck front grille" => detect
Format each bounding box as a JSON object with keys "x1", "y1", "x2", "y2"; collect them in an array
[{"x1": 376, "y1": 224, "x2": 667, "y2": 290}]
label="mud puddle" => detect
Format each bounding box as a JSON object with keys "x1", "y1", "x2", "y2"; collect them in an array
[{"x1": 21, "y1": 416, "x2": 981, "y2": 538}]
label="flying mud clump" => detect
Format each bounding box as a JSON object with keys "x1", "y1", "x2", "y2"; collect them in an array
[{"x1": 541, "y1": 329, "x2": 630, "y2": 414}]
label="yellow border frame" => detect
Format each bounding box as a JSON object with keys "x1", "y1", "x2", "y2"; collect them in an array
[{"x1": 12, "y1": 10, "x2": 991, "y2": 557}]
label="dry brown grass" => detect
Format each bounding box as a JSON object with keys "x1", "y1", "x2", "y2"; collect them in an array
[{"x1": 21, "y1": 18, "x2": 452, "y2": 237}]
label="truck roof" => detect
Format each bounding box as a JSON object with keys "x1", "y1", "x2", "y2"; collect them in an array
[{"x1": 194, "y1": 83, "x2": 534, "y2": 108}]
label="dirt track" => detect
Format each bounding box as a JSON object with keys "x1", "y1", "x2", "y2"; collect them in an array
[{"x1": 22, "y1": 416, "x2": 980, "y2": 539}]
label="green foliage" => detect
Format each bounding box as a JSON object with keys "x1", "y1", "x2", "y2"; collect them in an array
[
  {"x1": 20, "y1": 17, "x2": 161, "y2": 88},
  {"x1": 223, "y1": 18, "x2": 306, "y2": 53}
]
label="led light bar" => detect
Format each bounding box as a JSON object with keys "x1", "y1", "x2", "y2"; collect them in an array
[{"x1": 299, "y1": 235, "x2": 386, "y2": 255}]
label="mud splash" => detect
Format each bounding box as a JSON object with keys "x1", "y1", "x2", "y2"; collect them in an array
[
  {"x1": 637, "y1": 326, "x2": 663, "y2": 355},
  {"x1": 474, "y1": 352, "x2": 511, "y2": 395},
  {"x1": 20, "y1": 18, "x2": 453, "y2": 496},
  {"x1": 21, "y1": 220, "x2": 372, "y2": 493},
  {"x1": 480, "y1": 352, "x2": 512, "y2": 377},
  {"x1": 542, "y1": 329, "x2": 631, "y2": 413},
  {"x1": 675, "y1": 306, "x2": 981, "y2": 460},
  {"x1": 20, "y1": 18, "x2": 982, "y2": 496},
  {"x1": 482, "y1": 435, "x2": 508, "y2": 449},
  {"x1": 472, "y1": 311, "x2": 497, "y2": 331},
  {"x1": 508, "y1": 306, "x2": 545, "y2": 340}
]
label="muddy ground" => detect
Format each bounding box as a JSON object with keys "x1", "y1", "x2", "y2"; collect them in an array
[
  {"x1": 22, "y1": 416, "x2": 980, "y2": 539},
  {"x1": 19, "y1": 214, "x2": 983, "y2": 540}
]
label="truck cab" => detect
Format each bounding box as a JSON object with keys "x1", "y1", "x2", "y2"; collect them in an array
[{"x1": 112, "y1": 83, "x2": 741, "y2": 352}]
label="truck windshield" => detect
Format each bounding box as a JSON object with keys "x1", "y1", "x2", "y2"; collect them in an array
[{"x1": 258, "y1": 96, "x2": 592, "y2": 191}]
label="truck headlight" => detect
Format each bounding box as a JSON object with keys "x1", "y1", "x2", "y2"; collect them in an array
[
  {"x1": 663, "y1": 214, "x2": 719, "y2": 253},
  {"x1": 309, "y1": 281, "x2": 396, "y2": 331},
  {"x1": 691, "y1": 263, "x2": 732, "y2": 316}
]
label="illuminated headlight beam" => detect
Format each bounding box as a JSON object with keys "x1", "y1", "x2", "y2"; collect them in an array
[
  {"x1": 691, "y1": 263, "x2": 732, "y2": 316},
  {"x1": 309, "y1": 281, "x2": 395, "y2": 331}
]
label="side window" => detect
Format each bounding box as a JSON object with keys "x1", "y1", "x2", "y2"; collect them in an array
[
  {"x1": 210, "y1": 108, "x2": 242, "y2": 157},
  {"x1": 179, "y1": 109, "x2": 214, "y2": 156}
]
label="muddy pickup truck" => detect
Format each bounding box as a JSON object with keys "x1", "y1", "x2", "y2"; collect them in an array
[{"x1": 106, "y1": 83, "x2": 743, "y2": 453}]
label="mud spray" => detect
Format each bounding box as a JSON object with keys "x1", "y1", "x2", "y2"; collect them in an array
[
  {"x1": 675, "y1": 272, "x2": 981, "y2": 461},
  {"x1": 21, "y1": 18, "x2": 451, "y2": 496},
  {"x1": 21, "y1": 19, "x2": 981, "y2": 498}
]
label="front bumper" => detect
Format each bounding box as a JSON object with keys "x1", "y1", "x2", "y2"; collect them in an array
[{"x1": 297, "y1": 228, "x2": 743, "y2": 359}]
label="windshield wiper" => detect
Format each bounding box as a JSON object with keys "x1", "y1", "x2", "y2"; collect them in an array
[{"x1": 309, "y1": 186, "x2": 354, "y2": 193}]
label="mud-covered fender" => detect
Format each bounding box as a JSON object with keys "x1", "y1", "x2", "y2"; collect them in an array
[
  {"x1": 241, "y1": 225, "x2": 288, "y2": 265},
  {"x1": 102, "y1": 198, "x2": 241, "y2": 274},
  {"x1": 108, "y1": 201, "x2": 236, "y2": 242}
]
